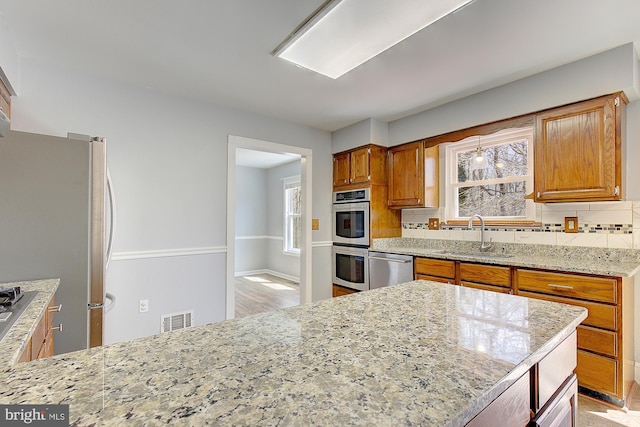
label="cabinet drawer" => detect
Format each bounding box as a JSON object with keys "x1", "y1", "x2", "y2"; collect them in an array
[
  {"x1": 460, "y1": 263, "x2": 510, "y2": 287},
  {"x1": 576, "y1": 350, "x2": 618, "y2": 396},
  {"x1": 515, "y1": 269, "x2": 617, "y2": 304},
  {"x1": 517, "y1": 291, "x2": 617, "y2": 331},
  {"x1": 415, "y1": 274, "x2": 453, "y2": 284},
  {"x1": 460, "y1": 281, "x2": 511, "y2": 294},
  {"x1": 414, "y1": 258, "x2": 455, "y2": 279},
  {"x1": 577, "y1": 325, "x2": 617, "y2": 357}
]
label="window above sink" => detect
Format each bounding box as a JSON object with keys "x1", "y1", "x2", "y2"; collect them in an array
[{"x1": 444, "y1": 127, "x2": 535, "y2": 225}]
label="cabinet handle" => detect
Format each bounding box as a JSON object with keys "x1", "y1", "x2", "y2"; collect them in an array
[
  {"x1": 548, "y1": 283, "x2": 573, "y2": 290},
  {"x1": 48, "y1": 304, "x2": 62, "y2": 313},
  {"x1": 52, "y1": 324, "x2": 63, "y2": 332},
  {"x1": 614, "y1": 186, "x2": 620, "y2": 196},
  {"x1": 536, "y1": 192, "x2": 541, "y2": 198}
]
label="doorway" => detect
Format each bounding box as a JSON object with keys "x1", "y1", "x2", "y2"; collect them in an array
[{"x1": 226, "y1": 135, "x2": 312, "y2": 319}]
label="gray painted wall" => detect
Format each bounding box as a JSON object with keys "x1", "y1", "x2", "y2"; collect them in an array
[
  {"x1": 7, "y1": 57, "x2": 333, "y2": 345},
  {"x1": 235, "y1": 166, "x2": 268, "y2": 274}
]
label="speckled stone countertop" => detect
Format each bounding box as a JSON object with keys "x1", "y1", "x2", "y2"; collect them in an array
[
  {"x1": 372, "y1": 238, "x2": 640, "y2": 277},
  {"x1": 0, "y1": 281, "x2": 586, "y2": 426},
  {"x1": 0, "y1": 279, "x2": 59, "y2": 366}
]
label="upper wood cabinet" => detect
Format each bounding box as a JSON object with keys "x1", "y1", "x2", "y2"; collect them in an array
[
  {"x1": 333, "y1": 145, "x2": 386, "y2": 190},
  {"x1": 387, "y1": 142, "x2": 438, "y2": 208},
  {"x1": 0, "y1": 78, "x2": 10, "y2": 119},
  {"x1": 534, "y1": 92, "x2": 627, "y2": 203}
]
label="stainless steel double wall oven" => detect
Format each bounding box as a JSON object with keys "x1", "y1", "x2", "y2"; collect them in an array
[{"x1": 332, "y1": 188, "x2": 370, "y2": 291}]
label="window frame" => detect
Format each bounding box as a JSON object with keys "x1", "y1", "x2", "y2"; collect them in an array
[
  {"x1": 283, "y1": 175, "x2": 302, "y2": 255},
  {"x1": 444, "y1": 128, "x2": 535, "y2": 224}
]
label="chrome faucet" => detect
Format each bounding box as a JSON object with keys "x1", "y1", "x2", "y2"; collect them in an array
[{"x1": 468, "y1": 214, "x2": 493, "y2": 252}]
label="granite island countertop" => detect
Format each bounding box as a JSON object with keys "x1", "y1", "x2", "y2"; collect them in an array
[
  {"x1": 0, "y1": 279, "x2": 59, "y2": 366},
  {"x1": 372, "y1": 238, "x2": 640, "y2": 277},
  {"x1": 0, "y1": 281, "x2": 586, "y2": 426}
]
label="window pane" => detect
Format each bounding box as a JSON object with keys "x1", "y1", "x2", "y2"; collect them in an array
[
  {"x1": 458, "y1": 181, "x2": 528, "y2": 217},
  {"x1": 458, "y1": 140, "x2": 528, "y2": 183},
  {"x1": 291, "y1": 216, "x2": 301, "y2": 250}
]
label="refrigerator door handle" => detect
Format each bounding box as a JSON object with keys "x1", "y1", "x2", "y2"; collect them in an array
[
  {"x1": 106, "y1": 168, "x2": 116, "y2": 270},
  {"x1": 88, "y1": 302, "x2": 104, "y2": 309}
]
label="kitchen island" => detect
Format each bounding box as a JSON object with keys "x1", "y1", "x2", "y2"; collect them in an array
[{"x1": 0, "y1": 280, "x2": 586, "y2": 426}]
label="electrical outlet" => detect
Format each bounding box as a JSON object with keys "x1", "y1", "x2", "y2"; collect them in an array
[
  {"x1": 312, "y1": 218, "x2": 319, "y2": 230},
  {"x1": 139, "y1": 299, "x2": 149, "y2": 313},
  {"x1": 564, "y1": 217, "x2": 578, "y2": 233},
  {"x1": 428, "y1": 218, "x2": 440, "y2": 230}
]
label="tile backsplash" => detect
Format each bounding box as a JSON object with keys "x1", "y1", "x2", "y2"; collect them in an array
[{"x1": 401, "y1": 201, "x2": 640, "y2": 250}]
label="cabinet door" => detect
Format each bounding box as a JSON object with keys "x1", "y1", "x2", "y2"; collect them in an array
[
  {"x1": 388, "y1": 141, "x2": 424, "y2": 208},
  {"x1": 349, "y1": 147, "x2": 370, "y2": 186},
  {"x1": 0, "y1": 78, "x2": 10, "y2": 119},
  {"x1": 531, "y1": 375, "x2": 577, "y2": 427},
  {"x1": 333, "y1": 152, "x2": 350, "y2": 188},
  {"x1": 534, "y1": 93, "x2": 624, "y2": 202}
]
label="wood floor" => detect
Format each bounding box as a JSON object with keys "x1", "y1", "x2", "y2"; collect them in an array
[
  {"x1": 235, "y1": 273, "x2": 300, "y2": 318},
  {"x1": 578, "y1": 394, "x2": 640, "y2": 426}
]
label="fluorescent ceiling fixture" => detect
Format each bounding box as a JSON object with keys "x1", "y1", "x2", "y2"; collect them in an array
[{"x1": 272, "y1": 0, "x2": 474, "y2": 79}]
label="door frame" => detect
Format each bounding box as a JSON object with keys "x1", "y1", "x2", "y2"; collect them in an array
[{"x1": 226, "y1": 135, "x2": 312, "y2": 319}]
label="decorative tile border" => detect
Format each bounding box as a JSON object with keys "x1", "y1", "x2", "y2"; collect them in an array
[{"x1": 401, "y1": 222, "x2": 634, "y2": 234}]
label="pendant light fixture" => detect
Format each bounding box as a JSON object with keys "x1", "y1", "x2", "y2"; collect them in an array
[{"x1": 475, "y1": 136, "x2": 483, "y2": 163}]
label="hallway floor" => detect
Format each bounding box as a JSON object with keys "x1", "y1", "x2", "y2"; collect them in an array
[{"x1": 235, "y1": 273, "x2": 299, "y2": 318}]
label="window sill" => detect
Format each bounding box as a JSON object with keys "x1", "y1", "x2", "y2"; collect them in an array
[
  {"x1": 445, "y1": 220, "x2": 541, "y2": 227},
  {"x1": 282, "y1": 250, "x2": 300, "y2": 257}
]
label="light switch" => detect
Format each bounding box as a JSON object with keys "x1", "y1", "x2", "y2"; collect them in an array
[{"x1": 312, "y1": 219, "x2": 319, "y2": 230}]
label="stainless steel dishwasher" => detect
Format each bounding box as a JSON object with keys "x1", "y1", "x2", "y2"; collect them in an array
[{"x1": 368, "y1": 251, "x2": 414, "y2": 290}]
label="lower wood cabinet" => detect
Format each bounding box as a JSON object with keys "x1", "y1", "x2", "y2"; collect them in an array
[
  {"x1": 414, "y1": 257, "x2": 455, "y2": 284},
  {"x1": 19, "y1": 293, "x2": 59, "y2": 362},
  {"x1": 414, "y1": 255, "x2": 633, "y2": 406},
  {"x1": 332, "y1": 285, "x2": 358, "y2": 297},
  {"x1": 515, "y1": 268, "x2": 633, "y2": 406}
]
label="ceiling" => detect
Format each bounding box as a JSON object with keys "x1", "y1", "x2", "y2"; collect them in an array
[{"x1": 1, "y1": 0, "x2": 640, "y2": 133}]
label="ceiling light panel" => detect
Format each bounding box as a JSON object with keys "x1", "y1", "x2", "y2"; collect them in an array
[{"x1": 274, "y1": 0, "x2": 473, "y2": 79}]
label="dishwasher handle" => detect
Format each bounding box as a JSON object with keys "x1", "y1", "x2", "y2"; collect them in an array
[{"x1": 369, "y1": 256, "x2": 412, "y2": 263}]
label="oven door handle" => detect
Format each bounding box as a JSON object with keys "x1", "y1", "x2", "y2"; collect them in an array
[{"x1": 368, "y1": 256, "x2": 411, "y2": 263}]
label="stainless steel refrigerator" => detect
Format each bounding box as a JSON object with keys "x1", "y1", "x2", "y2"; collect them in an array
[{"x1": 0, "y1": 130, "x2": 114, "y2": 354}]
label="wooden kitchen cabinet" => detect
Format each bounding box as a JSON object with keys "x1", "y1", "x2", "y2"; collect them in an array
[
  {"x1": 387, "y1": 142, "x2": 439, "y2": 208},
  {"x1": 0, "y1": 78, "x2": 10, "y2": 119},
  {"x1": 414, "y1": 257, "x2": 455, "y2": 284},
  {"x1": 515, "y1": 268, "x2": 633, "y2": 406},
  {"x1": 332, "y1": 285, "x2": 358, "y2": 297},
  {"x1": 459, "y1": 263, "x2": 511, "y2": 294},
  {"x1": 332, "y1": 145, "x2": 386, "y2": 191},
  {"x1": 534, "y1": 92, "x2": 627, "y2": 202},
  {"x1": 18, "y1": 293, "x2": 59, "y2": 362}
]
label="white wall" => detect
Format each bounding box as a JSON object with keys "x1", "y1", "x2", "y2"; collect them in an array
[
  {"x1": 235, "y1": 166, "x2": 268, "y2": 274},
  {"x1": 8, "y1": 57, "x2": 333, "y2": 346}
]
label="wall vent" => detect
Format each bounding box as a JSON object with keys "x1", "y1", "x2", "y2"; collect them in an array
[{"x1": 161, "y1": 310, "x2": 193, "y2": 333}]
